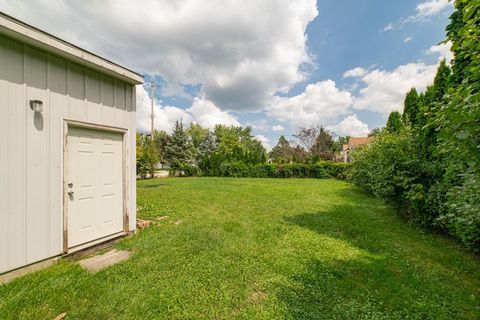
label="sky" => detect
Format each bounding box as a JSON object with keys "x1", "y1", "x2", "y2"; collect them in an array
[{"x1": 0, "y1": 0, "x2": 454, "y2": 150}]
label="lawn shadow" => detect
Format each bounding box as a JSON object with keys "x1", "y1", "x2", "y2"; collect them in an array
[
  {"x1": 275, "y1": 204, "x2": 480, "y2": 319},
  {"x1": 140, "y1": 182, "x2": 169, "y2": 188}
]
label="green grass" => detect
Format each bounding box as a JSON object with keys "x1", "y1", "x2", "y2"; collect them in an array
[{"x1": 1, "y1": 178, "x2": 479, "y2": 319}]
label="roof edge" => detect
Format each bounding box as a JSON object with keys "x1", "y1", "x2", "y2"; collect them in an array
[{"x1": 0, "y1": 11, "x2": 144, "y2": 85}]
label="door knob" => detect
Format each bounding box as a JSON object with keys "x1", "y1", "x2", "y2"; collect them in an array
[{"x1": 68, "y1": 191, "x2": 74, "y2": 196}]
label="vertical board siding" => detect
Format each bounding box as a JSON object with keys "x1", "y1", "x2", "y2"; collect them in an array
[
  {"x1": 25, "y1": 46, "x2": 50, "y2": 264},
  {"x1": 0, "y1": 33, "x2": 136, "y2": 274},
  {"x1": 129, "y1": 86, "x2": 137, "y2": 231},
  {"x1": 48, "y1": 55, "x2": 67, "y2": 95},
  {"x1": 126, "y1": 85, "x2": 133, "y2": 111},
  {"x1": 0, "y1": 37, "x2": 27, "y2": 272},
  {"x1": 86, "y1": 69, "x2": 102, "y2": 124},
  {"x1": 47, "y1": 55, "x2": 68, "y2": 256},
  {"x1": 68, "y1": 62, "x2": 86, "y2": 121},
  {"x1": 101, "y1": 75, "x2": 115, "y2": 127},
  {"x1": 101, "y1": 75, "x2": 114, "y2": 107},
  {"x1": 114, "y1": 80, "x2": 126, "y2": 110}
]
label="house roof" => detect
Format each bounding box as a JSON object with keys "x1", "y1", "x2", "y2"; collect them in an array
[
  {"x1": 0, "y1": 11, "x2": 143, "y2": 85},
  {"x1": 348, "y1": 137, "x2": 372, "y2": 148}
]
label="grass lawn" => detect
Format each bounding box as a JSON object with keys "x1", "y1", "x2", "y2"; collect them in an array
[{"x1": 1, "y1": 178, "x2": 479, "y2": 319}]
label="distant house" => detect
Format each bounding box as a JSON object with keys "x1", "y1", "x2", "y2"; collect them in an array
[{"x1": 342, "y1": 137, "x2": 372, "y2": 162}]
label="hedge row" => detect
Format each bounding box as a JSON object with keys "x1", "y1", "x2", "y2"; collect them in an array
[{"x1": 173, "y1": 161, "x2": 350, "y2": 179}]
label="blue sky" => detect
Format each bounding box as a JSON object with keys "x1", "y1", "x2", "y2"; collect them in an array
[
  {"x1": 0, "y1": 0, "x2": 454, "y2": 149},
  {"x1": 292, "y1": 0, "x2": 451, "y2": 126}
]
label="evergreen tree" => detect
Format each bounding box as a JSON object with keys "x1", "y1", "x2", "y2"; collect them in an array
[
  {"x1": 386, "y1": 111, "x2": 404, "y2": 133},
  {"x1": 446, "y1": 1, "x2": 467, "y2": 86},
  {"x1": 198, "y1": 132, "x2": 217, "y2": 158},
  {"x1": 432, "y1": 60, "x2": 451, "y2": 102},
  {"x1": 165, "y1": 121, "x2": 194, "y2": 169},
  {"x1": 403, "y1": 88, "x2": 419, "y2": 126},
  {"x1": 311, "y1": 126, "x2": 335, "y2": 160},
  {"x1": 269, "y1": 136, "x2": 293, "y2": 163},
  {"x1": 153, "y1": 129, "x2": 170, "y2": 164},
  {"x1": 419, "y1": 62, "x2": 451, "y2": 157}
]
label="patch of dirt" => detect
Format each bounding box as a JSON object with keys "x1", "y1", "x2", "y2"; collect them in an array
[
  {"x1": 249, "y1": 290, "x2": 267, "y2": 303},
  {"x1": 156, "y1": 216, "x2": 169, "y2": 221},
  {"x1": 174, "y1": 219, "x2": 183, "y2": 225},
  {"x1": 53, "y1": 312, "x2": 67, "y2": 320},
  {"x1": 137, "y1": 219, "x2": 152, "y2": 229}
]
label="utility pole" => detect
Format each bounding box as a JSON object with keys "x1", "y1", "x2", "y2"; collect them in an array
[
  {"x1": 150, "y1": 80, "x2": 155, "y2": 139},
  {"x1": 148, "y1": 80, "x2": 158, "y2": 179}
]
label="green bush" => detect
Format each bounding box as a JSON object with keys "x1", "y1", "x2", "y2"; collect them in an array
[
  {"x1": 436, "y1": 170, "x2": 480, "y2": 253},
  {"x1": 177, "y1": 161, "x2": 350, "y2": 180},
  {"x1": 169, "y1": 164, "x2": 199, "y2": 177},
  {"x1": 348, "y1": 130, "x2": 436, "y2": 225}
]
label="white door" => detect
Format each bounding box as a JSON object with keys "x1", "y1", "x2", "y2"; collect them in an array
[{"x1": 66, "y1": 126, "x2": 124, "y2": 248}]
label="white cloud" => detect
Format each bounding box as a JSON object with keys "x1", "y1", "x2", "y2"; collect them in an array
[
  {"x1": 0, "y1": 0, "x2": 319, "y2": 112},
  {"x1": 383, "y1": 23, "x2": 394, "y2": 32},
  {"x1": 383, "y1": 0, "x2": 453, "y2": 31},
  {"x1": 416, "y1": 0, "x2": 451, "y2": 19},
  {"x1": 343, "y1": 67, "x2": 367, "y2": 78},
  {"x1": 328, "y1": 115, "x2": 370, "y2": 137},
  {"x1": 255, "y1": 134, "x2": 272, "y2": 151},
  {"x1": 343, "y1": 41, "x2": 454, "y2": 115},
  {"x1": 272, "y1": 125, "x2": 285, "y2": 132},
  {"x1": 404, "y1": 36, "x2": 413, "y2": 43},
  {"x1": 247, "y1": 119, "x2": 270, "y2": 131},
  {"x1": 136, "y1": 86, "x2": 238, "y2": 133},
  {"x1": 427, "y1": 41, "x2": 454, "y2": 63},
  {"x1": 350, "y1": 63, "x2": 438, "y2": 114},
  {"x1": 187, "y1": 97, "x2": 241, "y2": 129},
  {"x1": 267, "y1": 80, "x2": 353, "y2": 126}
]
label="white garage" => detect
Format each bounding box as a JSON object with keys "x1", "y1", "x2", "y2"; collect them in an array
[{"x1": 0, "y1": 13, "x2": 143, "y2": 275}]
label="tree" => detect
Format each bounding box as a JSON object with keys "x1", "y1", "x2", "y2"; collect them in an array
[
  {"x1": 418, "y1": 62, "x2": 451, "y2": 157},
  {"x1": 243, "y1": 139, "x2": 267, "y2": 165},
  {"x1": 136, "y1": 133, "x2": 160, "y2": 179},
  {"x1": 338, "y1": 136, "x2": 349, "y2": 145},
  {"x1": 187, "y1": 123, "x2": 209, "y2": 150},
  {"x1": 350, "y1": 0, "x2": 480, "y2": 252},
  {"x1": 164, "y1": 121, "x2": 194, "y2": 169},
  {"x1": 269, "y1": 136, "x2": 294, "y2": 163},
  {"x1": 213, "y1": 125, "x2": 266, "y2": 165},
  {"x1": 291, "y1": 145, "x2": 308, "y2": 163},
  {"x1": 153, "y1": 130, "x2": 170, "y2": 164},
  {"x1": 368, "y1": 128, "x2": 382, "y2": 137},
  {"x1": 446, "y1": 0, "x2": 468, "y2": 86},
  {"x1": 431, "y1": 0, "x2": 480, "y2": 251},
  {"x1": 386, "y1": 111, "x2": 404, "y2": 133},
  {"x1": 432, "y1": 60, "x2": 451, "y2": 102},
  {"x1": 198, "y1": 132, "x2": 218, "y2": 174},
  {"x1": 402, "y1": 88, "x2": 419, "y2": 126},
  {"x1": 311, "y1": 126, "x2": 335, "y2": 160},
  {"x1": 293, "y1": 126, "x2": 319, "y2": 153}
]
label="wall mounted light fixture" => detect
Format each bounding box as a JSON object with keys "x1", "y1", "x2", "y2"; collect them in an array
[{"x1": 30, "y1": 100, "x2": 43, "y2": 113}]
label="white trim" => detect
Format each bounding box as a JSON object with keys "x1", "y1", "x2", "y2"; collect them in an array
[
  {"x1": 0, "y1": 12, "x2": 143, "y2": 85},
  {"x1": 66, "y1": 232, "x2": 126, "y2": 254},
  {"x1": 0, "y1": 257, "x2": 60, "y2": 282},
  {"x1": 62, "y1": 120, "x2": 129, "y2": 253}
]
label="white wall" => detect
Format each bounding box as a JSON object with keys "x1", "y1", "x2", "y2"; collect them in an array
[{"x1": 0, "y1": 34, "x2": 137, "y2": 273}]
